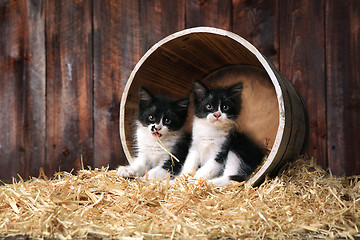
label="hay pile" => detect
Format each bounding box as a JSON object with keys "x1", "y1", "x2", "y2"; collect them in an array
[{"x1": 0, "y1": 158, "x2": 359, "y2": 239}]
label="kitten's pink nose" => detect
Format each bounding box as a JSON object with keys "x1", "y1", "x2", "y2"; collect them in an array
[{"x1": 213, "y1": 112, "x2": 221, "y2": 119}]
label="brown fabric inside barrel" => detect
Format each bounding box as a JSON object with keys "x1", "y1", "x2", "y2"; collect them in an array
[{"x1": 120, "y1": 27, "x2": 306, "y2": 186}]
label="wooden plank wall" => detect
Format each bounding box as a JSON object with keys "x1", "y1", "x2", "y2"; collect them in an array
[{"x1": 0, "y1": 0, "x2": 359, "y2": 181}]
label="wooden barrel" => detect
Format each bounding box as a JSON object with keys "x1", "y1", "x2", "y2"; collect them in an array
[{"x1": 119, "y1": 27, "x2": 306, "y2": 186}]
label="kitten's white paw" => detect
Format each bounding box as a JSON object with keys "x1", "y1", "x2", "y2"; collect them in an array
[
  {"x1": 209, "y1": 177, "x2": 231, "y2": 187},
  {"x1": 194, "y1": 167, "x2": 212, "y2": 179},
  {"x1": 146, "y1": 166, "x2": 167, "y2": 180},
  {"x1": 117, "y1": 166, "x2": 135, "y2": 178}
]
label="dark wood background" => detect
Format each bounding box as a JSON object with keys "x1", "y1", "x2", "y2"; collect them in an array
[{"x1": 0, "y1": 0, "x2": 359, "y2": 181}]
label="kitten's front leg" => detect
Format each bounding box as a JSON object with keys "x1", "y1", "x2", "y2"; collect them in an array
[
  {"x1": 117, "y1": 156, "x2": 148, "y2": 178},
  {"x1": 209, "y1": 176, "x2": 232, "y2": 187},
  {"x1": 117, "y1": 165, "x2": 135, "y2": 178},
  {"x1": 180, "y1": 150, "x2": 199, "y2": 176},
  {"x1": 147, "y1": 165, "x2": 168, "y2": 180},
  {"x1": 194, "y1": 159, "x2": 222, "y2": 179}
]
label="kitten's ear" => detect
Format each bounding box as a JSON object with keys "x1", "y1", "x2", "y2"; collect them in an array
[
  {"x1": 229, "y1": 82, "x2": 243, "y2": 97},
  {"x1": 176, "y1": 97, "x2": 190, "y2": 111},
  {"x1": 193, "y1": 80, "x2": 208, "y2": 101},
  {"x1": 139, "y1": 86, "x2": 154, "y2": 107}
]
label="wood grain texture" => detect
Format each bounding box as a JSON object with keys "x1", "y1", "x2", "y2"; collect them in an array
[
  {"x1": 0, "y1": 0, "x2": 26, "y2": 180},
  {"x1": 119, "y1": 0, "x2": 187, "y2": 164},
  {"x1": 279, "y1": 0, "x2": 327, "y2": 168},
  {"x1": 22, "y1": 0, "x2": 46, "y2": 178},
  {"x1": 326, "y1": 0, "x2": 360, "y2": 175},
  {"x1": 0, "y1": 0, "x2": 45, "y2": 181},
  {"x1": 45, "y1": 0, "x2": 93, "y2": 175},
  {"x1": 0, "y1": 0, "x2": 359, "y2": 180},
  {"x1": 139, "y1": 0, "x2": 185, "y2": 54},
  {"x1": 93, "y1": 0, "x2": 141, "y2": 169},
  {"x1": 232, "y1": 0, "x2": 279, "y2": 68},
  {"x1": 185, "y1": 0, "x2": 232, "y2": 30}
]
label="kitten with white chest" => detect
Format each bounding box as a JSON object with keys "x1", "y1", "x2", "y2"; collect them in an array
[
  {"x1": 117, "y1": 87, "x2": 190, "y2": 179},
  {"x1": 179, "y1": 80, "x2": 265, "y2": 186}
]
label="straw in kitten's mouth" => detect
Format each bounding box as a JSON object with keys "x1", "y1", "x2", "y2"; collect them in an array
[
  {"x1": 156, "y1": 136, "x2": 180, "y2": 163},
  {"x1": 153, "y1": 132, "x2": 162, "y2": 138},
  {"x1": 151, "y1": 125, "x2": 162, "y2": 138}
]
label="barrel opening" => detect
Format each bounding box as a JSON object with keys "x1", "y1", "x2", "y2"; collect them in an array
[{"x1": 120, "y1": 27, "x2": 306, "y2": 186}]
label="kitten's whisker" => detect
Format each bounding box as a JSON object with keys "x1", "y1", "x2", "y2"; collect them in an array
[{"x1": 156, "y1": 137, "x2": 180, "y2": 162}]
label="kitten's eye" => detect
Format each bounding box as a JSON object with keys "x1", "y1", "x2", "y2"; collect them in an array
[
  {"x1": 148, "y1": 115, "x2": 155, "y2": 121},
  {"x1": 206, "y1": 103, "x2": 213, "y2": 110},
  {"x1": 164, "y1": 118, "x2": 171, "y2": 124},
  {"x1": 222, "y1": 105, "x2": 229, "y2": 111}
]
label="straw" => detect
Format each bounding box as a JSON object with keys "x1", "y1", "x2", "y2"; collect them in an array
[
  {"x1": 0, "y1": 157, "x2": 359, "y2": 239},
  {"x1": 156, "y1": 136, "x2": 180, "y2": 163}
]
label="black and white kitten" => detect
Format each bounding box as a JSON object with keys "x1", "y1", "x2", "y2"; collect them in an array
[
  {"x1": 117, "y1": 87, "x2": 190, "y2": 179},
  {"x1": 179, "y1": 80, "x2": 265, "y2": 186}
]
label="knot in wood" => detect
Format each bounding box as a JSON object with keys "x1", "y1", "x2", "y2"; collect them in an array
[
  {"x1": 62, "y1": 147, "x2": 70, "y2": 156},
  {"x1": 193, "y1": 0, "x2": 207, "y2": 6}
]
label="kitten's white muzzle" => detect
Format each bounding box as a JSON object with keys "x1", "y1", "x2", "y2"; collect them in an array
[
  {"x1": 208, "y1": 111, "x2": 226, "y2": 123},
  {"x1": 149, "y1": 124, "x2": 166, "y2": 138},
  {"x1": 207, "y1": 112, "x2": 234, "y2": 131}
]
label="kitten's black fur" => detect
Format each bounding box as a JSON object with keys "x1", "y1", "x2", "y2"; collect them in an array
[
  {"x1": 216, "y1": 131, "x2": 265, "y2": 182},
  {"x1": 138, "y1": 87, "x2": 189, "y2": 133},
  {"x1": 178, "y1": 80, "x2": 265, "y2": 186},
  {"x1": 139, "y1": 87, "x2": 192, "y2": 177},
  {"x1": 193, "y1": 80, "x2": 242, "y2": 120},
  {"x1": 117, "y1": 86, "x2": 190, "y2": 179},
  {"x1": 161, "y1": 132, "x2": 192, "y2": 176}
]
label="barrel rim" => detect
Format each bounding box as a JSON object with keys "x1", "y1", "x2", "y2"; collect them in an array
[{"x1": 119, "y1": 26, "x2": 287, "y2": 186}]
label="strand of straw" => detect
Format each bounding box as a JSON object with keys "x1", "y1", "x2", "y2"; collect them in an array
[{"x1": 156, "y1": 137, "x2": 180, "y2": 163}]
